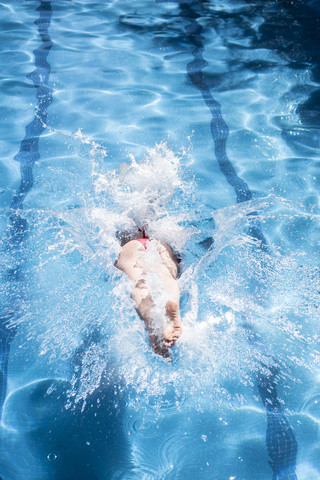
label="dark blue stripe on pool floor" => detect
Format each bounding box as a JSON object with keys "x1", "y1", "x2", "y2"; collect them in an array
[
  {"x1": 0, "y1": 0, "x2": 53, "y2": 417},
  {"x1": 258, "y1": 366, "x2": 298, "y2": 480},
  {"x1": 11, "y1": 0, "x2": 53, "y2": 210},
  {"x1": 177, "y1": 3, "x2": 298, "y2": 479},
  {"x1": 178, "y1": 2, "x2": 268, "y2": 251},
  {"x1": 244, "y1": 324, "x2": 298, "y2": 480}
]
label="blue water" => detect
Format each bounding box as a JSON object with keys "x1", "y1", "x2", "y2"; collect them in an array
[{"x1": 0, "y1": 0, "x2": 320, "y2": 479}]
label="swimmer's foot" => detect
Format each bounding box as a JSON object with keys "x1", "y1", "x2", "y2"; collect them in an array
[
  {"x1": 148, "y1": 332, "x2": 172, "y2": 359},
  {"x1": 145, "y1": 301, "x2": 181, "y2": 357},
  {"x1": 162, "y1": 301, "x2": 182, "y2": 348}
]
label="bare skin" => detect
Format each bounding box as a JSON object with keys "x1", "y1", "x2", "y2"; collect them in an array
[{"x1": 116, "y1": 239, "x2": 182, "y2": 356}]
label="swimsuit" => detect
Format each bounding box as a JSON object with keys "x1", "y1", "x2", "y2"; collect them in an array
[
  {"x1": 127, "y1": 237, "x2": 153, "y2": 249},
  {"x1": 124, "y1": 235, "x2": 181, "y2": 268},
  {"x1": 125, "y1": 227, "x2": 153, "y2": 250}
]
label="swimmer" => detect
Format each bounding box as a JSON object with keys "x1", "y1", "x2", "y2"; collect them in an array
[{"x1": 115, "y1": 230, "x2": 182, "y2": 357}]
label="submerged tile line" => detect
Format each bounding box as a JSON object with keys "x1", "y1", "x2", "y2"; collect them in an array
[
  {"x1": 179, "y1": 2, "x2": 267, "y2": 250},
  {"x1": 243, "y1": 324, "x2": 298, "y2": 480},
  {"x1": 181, "y1": 5, "x2": 252, "y2": 205},
  {"x1": 11, "y1": 0, "x2": 53, "y2": 210},
  {"x1": 258, "y1": 367, "x2": 298, "y2": 480},
  {"x1": 0, "y1": 0, "x2": 53, "y2": 417},
  {"x1": 178, "y1": 3, "x2": 298, "y2": 479}
]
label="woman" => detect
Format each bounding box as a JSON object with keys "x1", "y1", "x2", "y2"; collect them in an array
[{"x1": 116, "y1": 230, "x2": 182, "y2": 357}]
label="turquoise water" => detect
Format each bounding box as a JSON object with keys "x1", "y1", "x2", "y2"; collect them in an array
[{"x1": 0, "y1": 0, "x2": 320, "y2": 479}]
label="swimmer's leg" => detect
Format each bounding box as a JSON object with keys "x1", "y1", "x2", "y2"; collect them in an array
[
  {"x1": 115, "y1": 240, "x2": 145, "y2": 283},
  {"x1": 156, "y1": 242, "x2": 182, "y2": 346},
  {"x1": 116, "y1": 241, "x2": 172, "y2": 356},
  {"x1": 154, "y1": 267, "x2": 181, "y2": 347}
]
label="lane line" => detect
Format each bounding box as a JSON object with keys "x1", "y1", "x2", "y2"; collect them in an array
[
  {"x1": 0, "y1": 0, "x2": 53, "y2": 417},
  {"x1": 178, "y1": 3, "x2": 298, "y2": 478}
]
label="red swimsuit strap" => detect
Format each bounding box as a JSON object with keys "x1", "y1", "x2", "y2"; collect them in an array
[
  {"x1": 125, "y1": 238, "x2": 152, "y2": 249},
  {"x1": 136, "y1": 238, "x2": 149, "y2": 249}
]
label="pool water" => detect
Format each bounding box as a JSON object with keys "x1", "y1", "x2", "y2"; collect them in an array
[{"x1": 0, "y1": 0, "x2": 320, "y2": 479}]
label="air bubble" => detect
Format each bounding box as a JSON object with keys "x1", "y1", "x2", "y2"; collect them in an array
[{"x1": 47, "y1": 452, "x2": 59, "y2": 462}]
